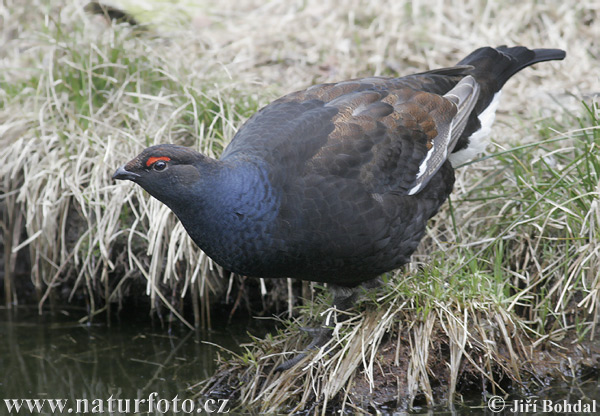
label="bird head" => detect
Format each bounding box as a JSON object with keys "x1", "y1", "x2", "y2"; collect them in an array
[{"x1": 112, "y1": 144, "x2": 210, "y2": 207}]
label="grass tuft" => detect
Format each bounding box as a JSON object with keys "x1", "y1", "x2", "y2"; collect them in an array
[{"x1": 1, "y1": 1, "x2": 266, "y2": 324}]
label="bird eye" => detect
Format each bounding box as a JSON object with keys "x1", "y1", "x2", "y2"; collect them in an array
[{"x1": 153, "y1": 160, "x2": 167, "y2": 171}]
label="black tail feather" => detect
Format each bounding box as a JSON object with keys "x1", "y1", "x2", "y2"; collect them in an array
[
  {"x1": 450, "y1": 46, "x2": 565, "y2": 156},
  {"x1": 458, "y1": 46, "x2": 565, "y2": 90},
  {"x1": 456, "y1": 46, "x2": 565, "y2": 115}
]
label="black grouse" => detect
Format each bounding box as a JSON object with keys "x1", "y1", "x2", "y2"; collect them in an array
[{"x1": 113, "y1": 46, "x2": 565, "y2": 369}]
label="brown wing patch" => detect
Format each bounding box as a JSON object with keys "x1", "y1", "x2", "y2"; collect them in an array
[{"x1": 307, "y1": 83, "x2": 459, "y2": 195}]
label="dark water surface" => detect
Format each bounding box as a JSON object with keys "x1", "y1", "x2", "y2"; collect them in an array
[
  {"x1": 1, "y1": 307, "x2": 598, "y2": 415},
  {"x1": 0, "y1": 307, "x2": 266, "y2": 415}
]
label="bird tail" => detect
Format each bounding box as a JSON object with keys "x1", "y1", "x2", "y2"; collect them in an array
[
  {"x1": 447, "y1": 46, "x2": 565, "y2": 167},
  {"x1": 458, "y1": 46, "x2": 565, "y2": 112}
]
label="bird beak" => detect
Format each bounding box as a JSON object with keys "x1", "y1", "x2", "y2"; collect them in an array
[{"x1": 112, "y1": 165, "x2": 140, "y2": 181}]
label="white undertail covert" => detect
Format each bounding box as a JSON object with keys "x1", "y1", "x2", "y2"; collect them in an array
[{"x1": 448, "y1": 91, "x2": 502, "y2": 167}]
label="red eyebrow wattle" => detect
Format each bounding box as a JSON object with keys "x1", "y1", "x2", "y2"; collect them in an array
[{"x1": 146, "y1": 156, "x2": 171, "y2": 167}]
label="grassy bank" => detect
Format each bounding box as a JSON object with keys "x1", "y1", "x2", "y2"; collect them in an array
[{"x1": 1, "y1": 0, "x2": 598, "y2": 412}]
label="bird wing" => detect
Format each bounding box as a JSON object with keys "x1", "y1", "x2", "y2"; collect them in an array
[
  {"x1": 406, "y1": 75, "x2": 479, "y2": 194},
  {"x1": 221, "y1": 74, "x2": 479, "y2": 196}
]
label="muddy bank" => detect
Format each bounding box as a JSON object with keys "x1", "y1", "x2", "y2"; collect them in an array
[{"x1": 198, "y1": 304, "x2": 600, "y2": 413}]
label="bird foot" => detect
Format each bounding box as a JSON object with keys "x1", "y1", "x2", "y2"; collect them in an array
[{"x1": 274, "y1": 327, "x2": 333, "y2": 372}]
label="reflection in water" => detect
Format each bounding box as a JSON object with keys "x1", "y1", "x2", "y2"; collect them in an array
[{"x1": 0, "y1": 307, "x2": 266, "y2": 414}]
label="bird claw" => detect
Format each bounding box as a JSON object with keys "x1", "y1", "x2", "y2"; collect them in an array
[
  {"x1": 274, "y1": 351, "x2": 308, "y2": 372},
  {"x1": 299, "y1": 326, "x2": 323, "y2": 336},
  {"x1": 274, "y1": 327, "x2": 333, "y2": 372}
]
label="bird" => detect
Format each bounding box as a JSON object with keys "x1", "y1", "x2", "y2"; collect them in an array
[{"x1": 113, "y1": 45, "x2": 565, "y2": 370}]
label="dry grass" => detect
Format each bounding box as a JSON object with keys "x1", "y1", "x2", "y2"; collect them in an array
[{"x1": 1, "y1": 0, "x2": 599, "y2": 412}]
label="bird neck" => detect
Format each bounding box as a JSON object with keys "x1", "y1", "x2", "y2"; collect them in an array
[{"x1": 170, "y1": 157, "x2": 279, "y2": 272}]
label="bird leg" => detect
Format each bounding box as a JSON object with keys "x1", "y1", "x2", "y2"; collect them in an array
[
  {"x1": 274, "y1": 326, "x2": 333, "y2": 372},
  {"x1": 274, "y1": 281, "x2": 378, "y2": 372}
]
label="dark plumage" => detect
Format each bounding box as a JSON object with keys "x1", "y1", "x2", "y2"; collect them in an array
[
  {"x1": 85, "y1": 2, "x2": 140, "y2": 26},
  {"x1": 113, "y1": 46, "x2": 565, "y2": 369}
]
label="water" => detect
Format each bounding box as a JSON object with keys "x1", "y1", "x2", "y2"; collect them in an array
[{"x1": 0, "y1": 307, "x2": 267, "y2": 415}]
